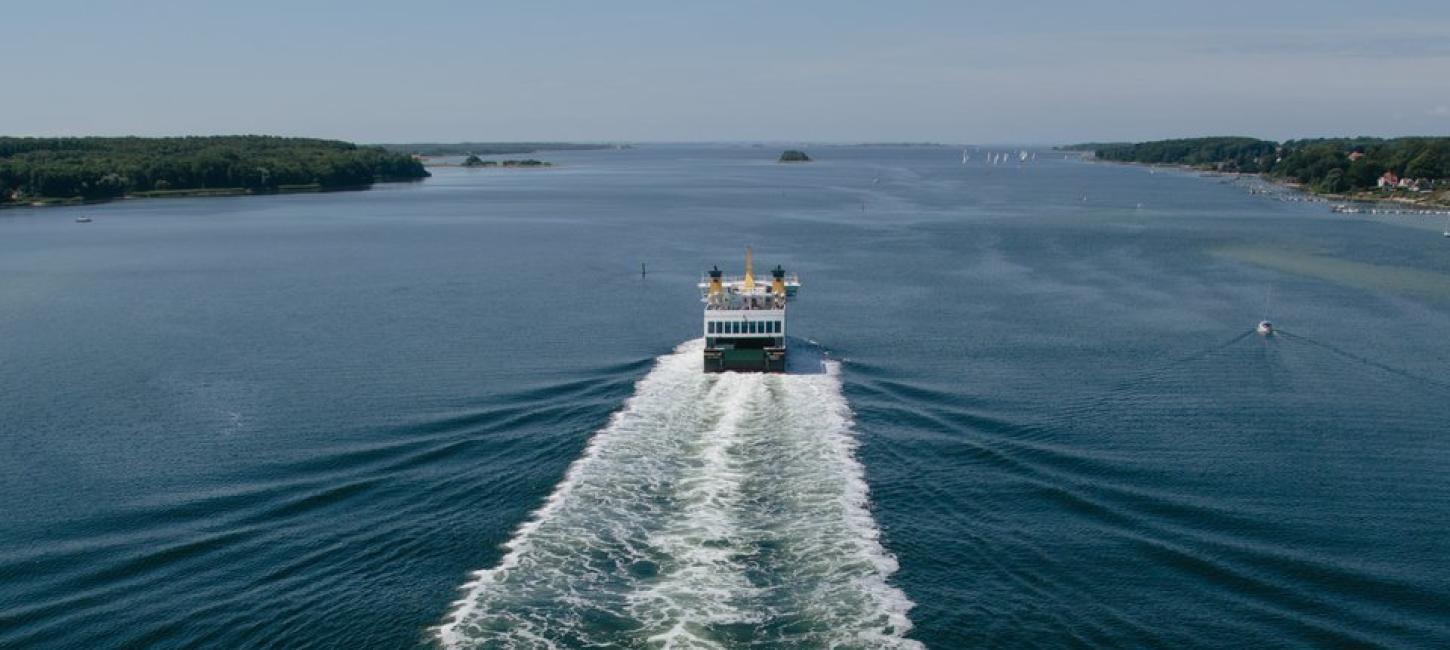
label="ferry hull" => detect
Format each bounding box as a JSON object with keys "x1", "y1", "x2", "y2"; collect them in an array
[{"x1": 703, "y1": 347, "x2": 785, "y2": 373}]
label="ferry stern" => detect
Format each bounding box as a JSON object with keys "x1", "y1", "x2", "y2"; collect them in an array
[{"x1": 700, "y1": 249, "x2": 800, "y2": 373}]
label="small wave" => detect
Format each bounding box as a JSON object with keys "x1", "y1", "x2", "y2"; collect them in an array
[{"x1": 436, "y1": 340, "x2": 920, "y2": 648}]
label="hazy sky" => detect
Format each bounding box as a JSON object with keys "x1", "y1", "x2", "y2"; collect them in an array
[{"x1": 5, "y1": 1, "x2": 1448, "y2": 143}]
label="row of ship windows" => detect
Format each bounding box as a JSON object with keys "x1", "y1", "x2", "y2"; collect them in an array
[{"x1": 708, "y1": 320, "x2": 782, "y2": 334}]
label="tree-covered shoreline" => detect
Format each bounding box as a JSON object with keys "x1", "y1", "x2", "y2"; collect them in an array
[
  {"x1": 1074, "y1": 136, "x2": 1449, "y2": 202},
  {"x1": 0, "y1": 136, "x2": 429, "y2": 206},
  {"x1": 1085, "y1": 137, "x2": 1281, "y2": 172}
]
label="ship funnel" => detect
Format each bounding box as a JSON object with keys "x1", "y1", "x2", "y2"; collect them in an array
[
  {"x1": 771, "y1": 264, "x2": 787, "y2": 296},
  {"x1": 707, "y1": 265, "x2": 723, "y2": 295}
]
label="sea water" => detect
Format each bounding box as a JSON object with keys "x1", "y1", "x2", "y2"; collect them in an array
[{"x1": 2, "y1": 145, "x2": 1449, "y2": 648}]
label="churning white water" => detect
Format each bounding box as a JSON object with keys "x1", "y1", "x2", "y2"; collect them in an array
[{"x1": 438, "y1": 340, "x2": 919, "y2": 649}]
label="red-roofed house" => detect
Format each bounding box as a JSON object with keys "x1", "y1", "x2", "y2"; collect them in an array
[{"x1": 1378, "y1": 171, "x2": 1399, "y2": 189}]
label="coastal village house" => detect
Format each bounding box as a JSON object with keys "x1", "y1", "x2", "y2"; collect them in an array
[{"x1": 1377, "y1": 170, "x2": 1428, "y2": 191}]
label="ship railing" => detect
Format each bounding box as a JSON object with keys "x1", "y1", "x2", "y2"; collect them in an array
[
  {"x1": 703, "y1": 299, "x2": 787, "y2": 311},
  {"x1": 697, "y1": 274, "x2": 801, "y2": 286}
]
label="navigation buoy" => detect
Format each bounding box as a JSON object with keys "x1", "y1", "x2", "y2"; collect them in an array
[{"x1": 1257, "y1": 321, "x2": 1274, "y2": 336}]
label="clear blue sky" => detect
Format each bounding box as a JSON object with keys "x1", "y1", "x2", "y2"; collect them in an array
[{"x1": 4, "y1": 1, "x2": 1448, "y2": 143}]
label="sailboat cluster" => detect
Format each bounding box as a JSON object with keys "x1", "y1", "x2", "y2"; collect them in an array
[{"x1": 961, "y1": 148, "x2": 1037, "y2": 166}]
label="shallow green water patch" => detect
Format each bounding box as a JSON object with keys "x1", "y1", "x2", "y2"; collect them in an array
[{"x1": 1215, "y1": 245, "x2": 1450, "y2": 302}]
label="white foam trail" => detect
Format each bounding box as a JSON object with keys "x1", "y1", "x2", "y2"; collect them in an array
[{"x1": 436, "y1": 340, "x2": 920, "y2": 649}]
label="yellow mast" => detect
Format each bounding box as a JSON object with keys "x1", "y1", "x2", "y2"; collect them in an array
[{"x1": 743, "y1": 247, "x2": 755, "y2": 291}]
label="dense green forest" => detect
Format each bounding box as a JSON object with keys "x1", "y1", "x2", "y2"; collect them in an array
[
  {"x1": 1272, "y1": 138, "x2": 1448, "y2": 193},
  {"x1": 375, "y1": 142, "x2": 611, "y2": 156},
  {"x1": 0, "y1": 136, "x2": 429, "y2": 204},
  {"x1": 1082, "y1": 136, "x2": 1450, "y2": 195},
  {"x1": 1092, "y1": 137, "x2": 1279, "y2": 173}
]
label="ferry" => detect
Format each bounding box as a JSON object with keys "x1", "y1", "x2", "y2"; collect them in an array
[{"x1": 700, "y1": 249, "x2": 800, "y2": 372}]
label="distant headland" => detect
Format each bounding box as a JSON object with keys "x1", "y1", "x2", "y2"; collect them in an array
[
  {"x1": 0, "y1": 136, "x2": 429, "y2": 208},
  {"x1": 1065, "y1": 136, "x2": 1450, "y2": 207}
]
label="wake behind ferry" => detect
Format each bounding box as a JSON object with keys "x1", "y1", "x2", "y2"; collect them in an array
[{"x1": 700, "y1": 249, "x2": 800, "y2": 372}]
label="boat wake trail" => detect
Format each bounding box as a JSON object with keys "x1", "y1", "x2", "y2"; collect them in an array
[
  {"x1": 437, "y1": 340, "x2": 920, "y2": 649},
  {"x1": 1277, "y1": 330, "x2": 1450, "y2": 392}
]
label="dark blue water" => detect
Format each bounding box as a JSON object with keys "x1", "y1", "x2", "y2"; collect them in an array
[{"x1": 2, "y1": 146, "x2": 1448, "y2": 648}]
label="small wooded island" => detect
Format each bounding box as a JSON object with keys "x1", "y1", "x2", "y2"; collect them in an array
[
  {"x1": 0, "y1": 136, "x2": 429, "y2": 206},
  {"x1": 778, "y1": 150, "x2": 811, "y2": 163},
  {"x1": 461, "y1": 155, "x2": 552, "y2": 168},
  {"x1": 378, "y1": 142, "x2": 609, "y2": 156}
]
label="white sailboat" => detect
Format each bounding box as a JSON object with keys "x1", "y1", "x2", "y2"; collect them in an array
[
  {"x1": 962, "y1": 149, "x2": 968, "y2": 164},
  {"x1": 1443, "y1": 214, "x2": 1449, "y2": 238}
]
